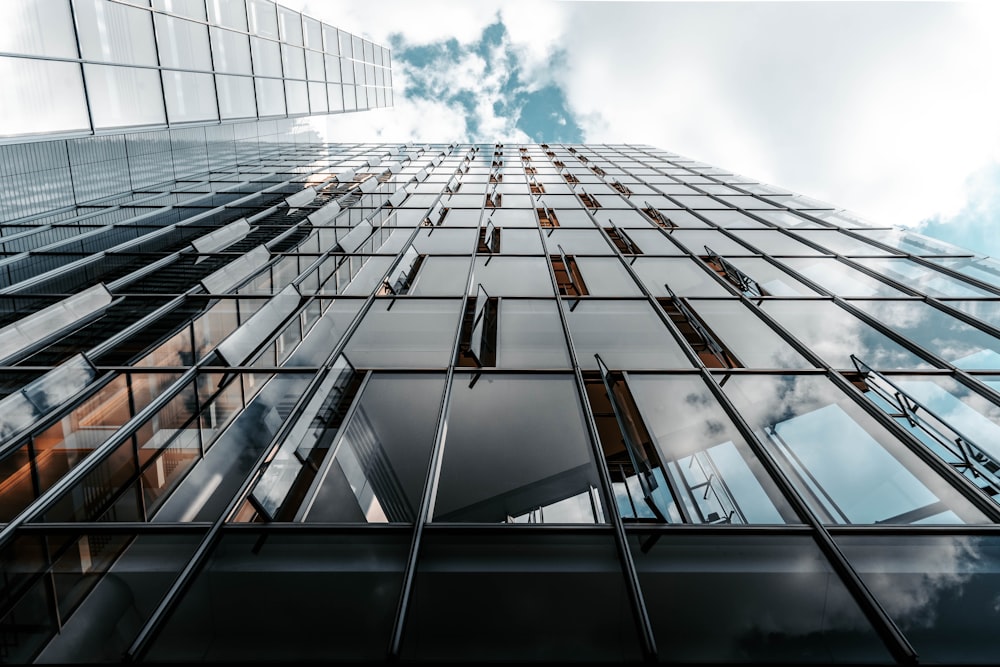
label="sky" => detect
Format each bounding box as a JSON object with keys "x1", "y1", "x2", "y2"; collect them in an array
[{"x1": 280, "y1": 0, "x2": 1000, "y2": 258}]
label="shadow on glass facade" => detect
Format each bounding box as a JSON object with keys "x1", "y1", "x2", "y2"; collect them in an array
[{"x1": 2, "y1": 140, "x2": 1000, "y2": 664}]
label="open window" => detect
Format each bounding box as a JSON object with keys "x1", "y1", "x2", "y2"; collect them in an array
[
  {"x1": 422, "y1": 201, "x2": 447, "y2": 227},
  {"x1": 563, "y1": 172, "x2": 580, "y2": 185},
  {"x1": 378, "y1": 246, "x2": 424, "y2": 296},
  {"x1": 604, "y1": 219, "x2": 642, "y2": 256},
  {"x1": 611, "y1": 180, "x2": 632, "y2": 196},
  {"x1": 537, "y1": 204, "x2": 560, "y2": 228},
  {"x1": 478, "y1": 221, "x2": 500, "y2": 255},
  {"x1": 700, "y1": 245, "x2": 766, "y2": 298},
  {"x1": 457, "y1": 284, "x2": 498, "y2": 368},
  {"x1": 657, "y1": 286, "x2": 741, "y2": 368},
  {"x1": 528, "y1": 178, "x2": 545, "y2": 195},
  {"x1": 485, "y1": 184, "x2": 501, "y2": 208},
  {"x1": 577, "y1": 188, "x2": 601, "y2": 209},
  {"x1": 551, "y1": 245, "x2": 588, "y2": 298},
  {"x1": 591, "y1": 165, "x2": 606, "y2": 177},
  {"x1": 642, "y1": 203, "x2": 677, "y2": 230}
]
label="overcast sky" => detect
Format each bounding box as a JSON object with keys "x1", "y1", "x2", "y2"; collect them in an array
[{"x1": 280, "y1": 0, "x2": 1000, "y2": 257}]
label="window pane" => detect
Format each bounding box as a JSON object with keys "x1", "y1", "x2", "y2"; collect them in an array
[
  {"x1": 566, "y1": 300, "x2": 690, "y2": 370},
  {"x1": 250, "y1": 36, "x2": 281, "y2": 77},
  {"x1": 723, "y1": 374, "x2": 989, "y2": 525},
  {"x1": 284, "y1": 79, "x2": 308, "y2": 115},
  {"x1": 303, "y1": 374, "x2": 444, "y2": 522},
  {"x1": 0, "y1": 0, "x2": 77, "y2": 57},
  {"x1": 496, "y1": 299, "x2": 570, "y2": 369},
  {"x1": 472, "y1": 257, "x2": 554, "y2": 297},
  {"x1": 84, "y1": 64, "x2": 165, "y2": 128},
  {"x1": 345, "y1": 299, "x2": 461, "y2": 369},
  {"x1": 434, "y1": 374, "x2": 604, "y2": 523},
  {"x1": 254, "y1": 77, "x2": 285, "y2": 116},
  {"x1": 206, "y1": 0, "x2": 247, "y2": 31},
  {"x1": 630, "y1": 534, "x2": 889, "y2": 663},
  {"x1": 780, "y1": 257, "x2": 906, "y2": 297},
  {"x1": 574, "y1": 257, "x2": 641, "y2": 296},
  {"x1": 276, "y1": 6, "x2": 302, "y2": 45},
  {"x1": 75, "y1": 0, "x2": 158, "y2": 65},
  {"x1": 852, "y1": 258, "x2": 995, "y2": 298},
  {"x1": 210, "y1": 27, "x2": 252, "y2": 75},
  {"x1": 246, "y1": 0, "x2": 277, "y2": 38},
  {"x1": 162, "y1": 70, "x2": 218, "y2": 123},
  {"x1": 215, "y1": 74, "x2": 256, "y2": 119},
  {"x1": 281, "y1": 44, "x2": 306, "y2": 79},
  {"x1": 0, "y1": 56, "x2": 89, "y2": 136},
  {"x1": 687, "y1": 299, "x2": 813, "y2": 368},
  {"x1": 633, "y1": 257, "x2": 731, "y2": 297}
]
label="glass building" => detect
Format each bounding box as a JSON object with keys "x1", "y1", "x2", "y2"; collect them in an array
[{"x1": 5, "y1": 5, "x2": 1000, "y2": 667}]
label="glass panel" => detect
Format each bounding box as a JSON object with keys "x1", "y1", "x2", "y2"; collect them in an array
[
  {"x1": 723, "y1": 374, "x2": 989, "y2": 524},
  {"x1": 250, "y1": 36, "x2": 281, "y2": 77},
  {"x1": 84, "y1": 64, "x2": 165, "y2": 128},
  {"x1": 155, "y1": 14, "x2": 211, "y2": 70},
  {"x1": 630, "y1": 534, "x2": 890, "y2": 663},
  {"x1": 75, "y1": 0, "x2": 158, "y2": 65},
  {"x1": 574, "y1": 257, "x2": 641, "y2": 296},
  {"x1": 345, "y1": 299, "x2": 462, "y2": 369},
  {"x1": 687, "y1": 299, "x2": 813, "y2": 368},
  {"x1": 215, "y1": 74, "x2": 256, "y2": 119},
  {"x1": 152, "y1": 0, "x2": 206, "y2": 19},
  {"x1": 855, "y1": 228, "x2": 971, "y2": 256},
  {"x1": 839, "y1": 535, "x2": 1000, "y2": 664},
  {"x1": 566, "y1": 300, "x2": 690, "y2": 370},
  {"x1": 671, "y1": 229, "x2": 752, "y2": 256},
  {"x1": 471, "y1": 257, "x2": 554, "y2": 297},
  {"x1": 627, "y1": 375, "x2": 796, "y2": 523},
  {"x1": 284, "y1": 79, "x2": 308, "y2": 115},
  {"x1": 408, "y1": 256, "x2": 471, "y2": 296},
  {"x1": 852, "y1": 258, "x2": 995, "y2": 298},
  {"x1": 146, "y1": 532, "x2": 408, "y2": 661},
  {"x1": 717, "y1": 257, "x2": 818, "y2": 296},
  {"x1": 945, "y1": 300, "x2": 1000, "y2": 329},
  {"x1": 620, "y1": 229, "x2": 686, "y2": 255},
  {"x1": 761, "y1": 300, "x2": 931, "y2": 370},
  {"x1": 496, "y1": 299, "x2": 571, "y2": 369},
  {"x1": 434, "y1": 374, "x2": 604, "y2": 523},
  {"x1": 0, "y1": 0, "x2": 77, "y2": 57},
  {"x1": 543, "y1": 229, "x2": 613, "y2": 255},
  {"x1": 779, "y1": 257, "x2": 906, "y2": 297},
  {"x1": 210, "y1": 27, "x2": 252, "y2": 75},
  {"x1": 633, "y1": 257, "x2": 731, "y2": 297},
  {"x1": 162, "y1": 70, "x2": 219, "y2": 123},
  {"x1": 281, "y1": 44, "x2": 306, "y2": 79},
  {"x1": 851, "y1": 300, "x2": 1000, "y2": 370},
  {"x1": 254, "y1": 77, "x2": 285, "y2": 116},
  {"x1": 0, "y1": 56, "x2": 89, "y2": 136},
  {"x1": 302, "y1": 373, "x2": 444, "y2": 522},
  {"x1": 926, "y1": 256, "x2": 1000, "y2": 289},
  {"x1": 276, "y1": 6, "x2": 302, "y2": 44},
  {"x1": 403, "y1": 532, "x2": 640, "y2": 661},
  {"x1": 207, "y1": 0, "x2": 247, "y2": 31},
  {"x1": 246, "y1": 0, "x2": 277, "y2": 38}
]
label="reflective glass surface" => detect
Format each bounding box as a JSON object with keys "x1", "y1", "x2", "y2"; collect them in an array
[{"x1": 565, "y1": 300, "x2": 691, "y2": 370}]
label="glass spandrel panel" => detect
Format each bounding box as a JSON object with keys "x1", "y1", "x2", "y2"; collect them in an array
[
  {"x1": 207, "y1": 0, "x2": 247, "y2": 30},
  {"x1": 281, "y1": 44, "x2": 306, "y2": 80},
  {"x1": 471, "y1": 257, "x2": 554, "y2": 297},
  {"x1": 687, "y1": 299, "x2": 813, "y2": 368},
  {"x1": 736, "y1": 230, "x2": 826, "y2": 256},
  {"x1": 404, "y1": 533, "x2": 640, "y2": 661},
  {"x1": 633, "y1": 257, "x2": 731, "y2": 297},
  {"x1": 630, "y1": 534, "x2": 890, "y2": 663},
  {"x1": 434, "y1": 374, "x2": 604, "y2": 523},
  {"x1": 496, "y1": 299, "x2": 571, "y2": 369},
  {"x1": 720, "y1": 256, "x2": 819, "y2": 296},
  {"x1": 671, "y1": 230, "x2": 751, "y2": 256},
  {"x1": 498, "y1": 228, "x2": 544, "y2": 254},
  {"x1": 285, "y1": 79, "x2": 309, "y2": 115},
  {"x1": 162, "y1": 70, "x2": 219, "y2": 123},
  {"x1": 146, "y1": 532, "x2": 408, "y2": 661},
  {"x1": 246, "y1": 0, "x2": 278, "y2": 38},
  {"x1": 761, "y1": 300, "x2": 931, "y2": 370},
  {"x1": 859, "y1": 229, "x2": 974, "y2": 256},
  {"x1": 722, "y1": 374, "x2": 988, "y2": 525},
  {"x1": 0, "y1": 56, "x2": 90, "y2": 136},
  {"x1": 155, "y1": 14, "x2": 212, "y2": 70},
  {"x1": 84, "y1": 64, "x2": 166, "y2": 128},
  {"x1": 302, "y1": 374, "x2": 445, "y2": 523},
  {"x1": 0, "y1": 0, "x2": 77, "y2": 57},
  {"x1": 250, "y1": 36, "x2": 281, "y2": 77},
  {"x1": 838, "y1": 535, "x2": 1000, "y2": 664},
  {"x1": 215, "y1": 74, "x2": 256, "y2": 119},
  {"x1": 574, "y1": 257, "x2": 641, "y2": 296},
  {"x1": 926, "y1": 257, "x2": 1000, "y2": 289},
  {"x1": 254, "y1": 77, "x2": 286, "y2": 116},
  {"x1": 779, "y1": 257, "x2": 907, "y2": 297},
  {"x1": 628, "y1": 375, "x2": 796, "y2": 523},
  {"x1": 408, "y1": 257, "x2": 471, "y2": 296},
  {"x1": 210, "y1": 28, "x2": 252, "y2": 74},
  {"x1": 619, "y1": 229, "x2": 685, "y2": 255},
  {"x1": 75, "y1": 0, "x2": 158, "y2": 65},
  {"x1": 344, "y1": 299, "x2": 461, "y2": 369},
  {"x1": 851, "y1": 258, "x2": 995, "y2": 298},
  {"x1": 944, "y1": 301, "x2": 1000, "y2": 330},
  {"x1": 850, "y1": 300, "x2": 1000, "y2": 370},
  {"x1": 565, "y1": 300, "x2": 690, "y2": 371},
  {"x1": 790, "y1": 229, "x2": 894, "y2": 256}
]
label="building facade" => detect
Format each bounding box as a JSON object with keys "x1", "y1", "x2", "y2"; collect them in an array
[{"x1": 2, "y1": 137, "x2": 1000, "y2": 663}]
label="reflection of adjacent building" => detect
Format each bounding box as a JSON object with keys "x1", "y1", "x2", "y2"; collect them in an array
[{"x1": 5, "y1": 131, "x2": 1000, "y2": 662}]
